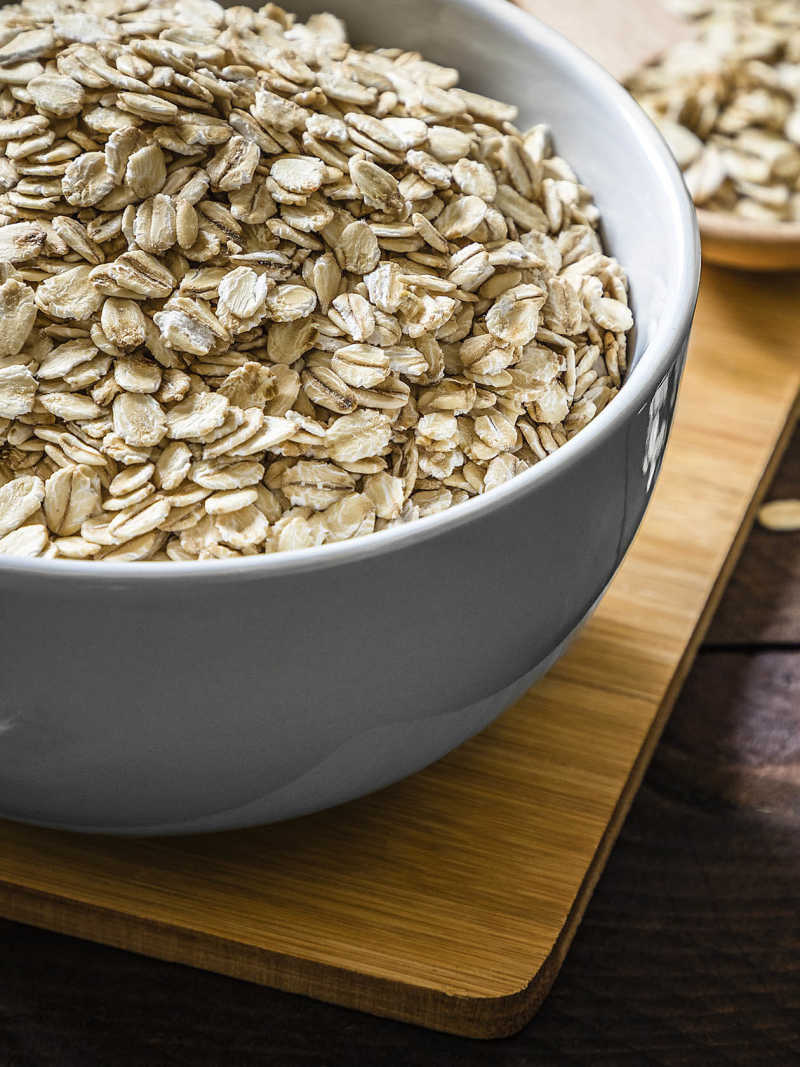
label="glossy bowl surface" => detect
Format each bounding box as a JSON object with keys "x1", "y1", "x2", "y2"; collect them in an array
[{"x1": 0, "y1": 0, "x2": 700, "y2": 834}]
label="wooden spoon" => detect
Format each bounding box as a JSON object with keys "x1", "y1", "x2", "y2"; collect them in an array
[
  {"x1": 512, "y1": 0, "x2": 800, "y2": 271},
  {"x1": 511, "y1": 0, "x2": 690, "y2": 82},
  {"x1": 696, "y1": 210, "x2": 800, "y2": 272}
]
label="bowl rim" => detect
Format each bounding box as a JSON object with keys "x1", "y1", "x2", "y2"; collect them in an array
[
  {"x1": 0, "y1": 0, "x2": 701, "y2": 584},
  {"x1": 697, "y1": 207, "x2": 800, "y2": 245}
]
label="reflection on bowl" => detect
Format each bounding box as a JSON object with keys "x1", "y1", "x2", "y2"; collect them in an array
[{"x1": 0, "y1": 0, "x2": 699, "y2": 834}]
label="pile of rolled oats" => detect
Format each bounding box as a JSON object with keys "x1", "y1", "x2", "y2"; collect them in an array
[
  {"x1": 0, "y1": 0, "x2": 632, "y2": 562},
  {"x1": 629, "y1": 0, "x2": 800, "y2": 222}
]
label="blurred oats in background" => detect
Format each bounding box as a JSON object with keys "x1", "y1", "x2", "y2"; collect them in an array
[
  {"x1": 517, "y1": 0, "x2": 800, "y2": 267},
  {"x1": 628, "y1": 0, "x2": 800, "y2": 225}
]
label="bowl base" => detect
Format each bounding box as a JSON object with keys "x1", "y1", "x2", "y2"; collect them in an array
[{"x1": 3, "y1": 624, "x2": 585, "y2": 836}]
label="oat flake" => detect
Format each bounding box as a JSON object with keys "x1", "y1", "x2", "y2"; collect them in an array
[{"x1": 0, "y1": 0, "x2": 632, "y2": 560}]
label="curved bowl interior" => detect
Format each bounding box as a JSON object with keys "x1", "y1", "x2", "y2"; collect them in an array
[{"x1": 0, "y1": 0, "x2": 699, "y2": 584}]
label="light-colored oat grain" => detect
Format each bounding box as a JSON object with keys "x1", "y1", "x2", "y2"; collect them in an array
[
  {"x1": 0, "y1": 0, "x2": 632, "y2": 561},
  {"x1": 758, "y1": 498, "x2": 800, "y2": 532}
]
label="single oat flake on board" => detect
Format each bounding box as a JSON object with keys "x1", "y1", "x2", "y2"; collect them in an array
[
  {"x1": 758, "y1": 498, "x2": 800, "y2": 532},
  {"x1": 0, "y1": 0, "x2": 633, "y2": 562}
]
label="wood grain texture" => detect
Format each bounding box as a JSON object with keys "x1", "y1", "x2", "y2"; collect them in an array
[
  {"x1": 707, "y1": 423, "x2": 800, "y2": 646},
  {"x1": 3, "y1": 545, "x2": 800, "y2": 1064},
  {"x1": 0, "y1": 265, "x2": 799, "y2": 1039},
  {"x1": 698, "y1": 212, "x2": 800, "y2": 273},
  {"x1": 511, "y1": 0, "x2": 690, "y2": 81},
  {"x1": 4, "y1": 600, "x2": 800, "y2": 1062},
  {"x1": 652, "y1": 649, "x2": 800, "y2": 818}
]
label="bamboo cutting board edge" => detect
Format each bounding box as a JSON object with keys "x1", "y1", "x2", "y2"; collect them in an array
[
  {"x1": 0, "y1": 398, "x2": 796, "y2": 1041},
  {"x1": 500, "y1": 388, "x2": 800, "y2": 1034},
  {"x1": 1, "y1": 268, "x2": 799, "y2": 1039}
]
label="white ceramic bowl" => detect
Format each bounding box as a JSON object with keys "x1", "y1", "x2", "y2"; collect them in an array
[{"x1": 0, "y1": 0, "x2": 700, "y2": 834}]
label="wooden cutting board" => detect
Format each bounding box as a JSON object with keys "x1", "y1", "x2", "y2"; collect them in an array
[{"x1": 0, "y1": 264, "x2": 798, "y2": 1039}]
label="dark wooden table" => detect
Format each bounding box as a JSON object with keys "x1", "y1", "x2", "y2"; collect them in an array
[{"x1": 3, "y1": 430, "x2": 800, "y2": 1067}]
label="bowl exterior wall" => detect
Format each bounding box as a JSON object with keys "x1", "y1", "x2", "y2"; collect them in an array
[
  {"x1": 0, "y1": 0, "x2": 698, "y2": 832},
  {"x1": 0, "y1": 342, "x2": 687, "y2": 832}
]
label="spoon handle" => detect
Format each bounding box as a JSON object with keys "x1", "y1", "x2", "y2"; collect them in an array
[{"x1": 511, "y1": 0, "x2": 691, "y2": 82}]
